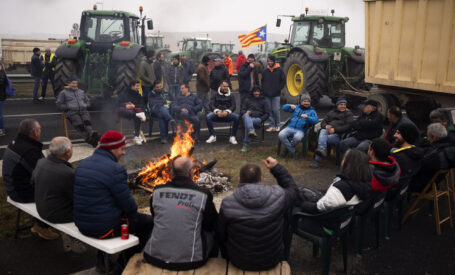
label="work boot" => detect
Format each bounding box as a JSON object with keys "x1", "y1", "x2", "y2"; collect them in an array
[
  {"x1": 240, "y1": 144, "x2": 249, "y2": 153},
  {"x1": 315, "y1": 147, "x2": 327, "y2": 158},
  {"x1": 248, "y1": 129, "x2": 257, "y2": 138},
  {"x1": 31, "y1": 223, "x2": 60, "y2": 240}
]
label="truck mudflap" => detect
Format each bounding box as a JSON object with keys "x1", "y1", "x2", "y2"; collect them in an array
[
  {"x1": 290, "y1": 46, "x2": 328, "y2": 62},
  {"x1": 55, "y1": 44, "x2": 80, "y2": 59},
  {"x1": 112, "y1": 44, "x2": 143, "y2": 61},
  {"x1": 346, "y1": 51, "x2": 364, "y2": 63}
]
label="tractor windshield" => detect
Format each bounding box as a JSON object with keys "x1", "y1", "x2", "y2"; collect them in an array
[
  {"x1": 146, "y1": 37, "x2": 163, "y2": 49},
  {"x1": 291, "y1": 22, "x2": 311, "y2": 46},
  {"x1": 212, "y1": 44, "x2": 221, "y2": 52},
  {"x1": 311, "y1": 22, "x2": 345, "y2": 48},
  {"x1": 84, "y1": 15, "x2": 126, "y2": 42}
]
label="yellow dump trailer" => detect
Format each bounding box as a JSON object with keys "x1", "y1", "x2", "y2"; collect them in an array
[{"x1": 358, "y1": 0, "x2": 455, "y2": 125}]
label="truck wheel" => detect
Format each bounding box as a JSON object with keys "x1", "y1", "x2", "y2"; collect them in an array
[
  {"x1": 115, "y1": 52, "x2": 144, "y2": 95},
  {"x1": 367, "y1": 93, "x2": 397, "y2": 116},
  {"x1": 54, "y1": 58, "x2": 78, "y2": 96},
  {"x1": 282, "y1": 51, "x2": 327, "y2": 105}
]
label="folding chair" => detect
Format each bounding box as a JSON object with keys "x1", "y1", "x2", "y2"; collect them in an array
[
  {"x1": 61, "y1": 113, "x2": 78, "y2": 138},
  {"x1": 292, "y1": 206, "x2": 356, "y2": 275},
  {"x1": 402, "y1": 169, "x2": 453, "y2": 235}
]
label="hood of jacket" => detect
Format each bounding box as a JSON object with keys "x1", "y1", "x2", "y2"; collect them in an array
[
  {"x1": 267, "y1": 63, "x2": 280, "y2": 72},
  {"x1": 370, "y1": 156, "x2": 401, "y2": 187},
  {"x1": 233, "y1": 182, "x2": 272, "y2": 209},
  {"x1": 217, "y1": 87, "x2": 231, "y2": 96}
]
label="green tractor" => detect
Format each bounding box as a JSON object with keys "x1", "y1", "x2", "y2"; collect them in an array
[
  {"x1": 54, "y1": 6, "x2": 153, "y2": 99},
  {"x1": 145, "y1": 35, "x2": 172, "y2": 61},
  {"x1": 276, "y1": 10, "x2": 365, "y2": 106},
  {"x1": 172, "y1": 37, "x2": 221, "y2": 71}
]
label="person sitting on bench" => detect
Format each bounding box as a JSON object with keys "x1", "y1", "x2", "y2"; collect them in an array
[
  {"x1": 32, "y1": 136, "x2": 86, "y2": 253},
  {"x1": 148, "y1": 80, "x2": 177, "y2": 144},
  {"x1": 218, "y1": 157, "x2": 297, "y2": 271},
  {"x1": 170, "y1": 83, "x2": 203, "y2": 140},
  {"x1": 144, "y1": 157, "x2": 218, "y2": 270},
  {"x1": 2, "y1": 119, "x2": 59, "y2": 240},
  {"x1": 74, "y1": 131, "x2": 154, "y2": 273},
  {"x1": 116, "y1": 80, "x2": 147, "y2": 145}
]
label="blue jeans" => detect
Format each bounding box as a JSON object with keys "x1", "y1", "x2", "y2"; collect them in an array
[
  {"x1": 339, "y1": 136, "x2": 371, "y2": 153},
  {"x1": 168, "y1": 84, "x2": 180, "y2": 101},
  {"x1": 278, "y1": 127, "x2": 304, "y2": 153},
  {"x1": 266, "y1": 96, "x2": 281, "y2": 127},
  {"x1": 32, "y1": 76, "x2": 41, "y2": 100},
  {"x1": 242, "y1": 114, "x2": 262, "y2": 145},
  {"x1": 315, "y1": 129, "x2": 341, "y2": 162},
  {"x1": 206, "y1": 112, "x2": 239, "y2": 137},
  {"x1": 150, "y1": 105, "x2": 173, "y2": 137},
  {"x1": 0, "y1": 101, "x2": 4, "y2": 130},
  {"x1": 142, "y1": 86, "x2": 152, "y2": 106}
]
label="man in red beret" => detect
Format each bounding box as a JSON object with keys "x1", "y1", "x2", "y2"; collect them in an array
[{"x1": 73, "y1": 131, "x2": 154, "y2": 272}]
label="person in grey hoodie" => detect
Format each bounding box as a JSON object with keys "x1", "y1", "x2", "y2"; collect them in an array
[
  {"x1": 218, "y1": 157, "x2": 298, "y2": 271},
  {"x1": 56, "y1": 76, "x2": 99, "y2": 147}
]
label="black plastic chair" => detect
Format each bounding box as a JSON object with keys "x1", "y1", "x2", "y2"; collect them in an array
[
  {"x1": 354, "y1": 191, "x2": 386, "y2": 257},
  {"x1": 384, "y1": 177, "x2": 411, "y2": 239},
  {"x1": 292, "y1": 205, "x2": 356, "y2": 275}
]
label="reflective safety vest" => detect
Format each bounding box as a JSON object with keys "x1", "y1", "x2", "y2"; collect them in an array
[{"x1": 41, "y1": 53, "x2": 55, "y2": 71}]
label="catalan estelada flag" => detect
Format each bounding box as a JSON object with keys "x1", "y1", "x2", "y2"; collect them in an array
[{"x1": 238, "y1": 25, "x2": 267, "y2": 49}]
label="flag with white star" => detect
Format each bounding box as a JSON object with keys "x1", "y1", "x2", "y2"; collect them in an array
[{"x1": 238, "y1": 25, "x2": 267, "y2": 49}]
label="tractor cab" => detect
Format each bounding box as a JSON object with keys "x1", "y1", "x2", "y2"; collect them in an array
[{"x1": 146, "y1": 35, "x2": 164, "y2": 49}]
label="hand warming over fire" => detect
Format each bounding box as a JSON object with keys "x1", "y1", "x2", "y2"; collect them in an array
[{"x1": 263, "y1": 157, "x2": 278, "y2": 169}]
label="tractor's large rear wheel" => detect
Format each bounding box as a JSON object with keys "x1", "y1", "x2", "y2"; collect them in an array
[
  {"x1": 54, "y1": 58, "x2": 78, "y2": 96},
  {"x1": 115, "y1": 52, "x2": 144, "y2": 96},
  {"x1": 282, "y1": 51, "x2": 327, "y2": 105}
]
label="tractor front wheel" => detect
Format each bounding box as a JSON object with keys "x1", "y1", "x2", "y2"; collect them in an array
[
  {"x1": 54, "y1": 58, "x2": 78, "y2": 96},
  {"x1": 282, "y1": 51, "x2": 327, "y2": 105}
]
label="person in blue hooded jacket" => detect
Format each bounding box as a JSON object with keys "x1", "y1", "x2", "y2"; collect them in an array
[{"x1": 278, "y1": 94, "x2": 318, "y2": 159}]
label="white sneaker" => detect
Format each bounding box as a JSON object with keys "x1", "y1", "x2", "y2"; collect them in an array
[
  {"x1": 229, "y1": 136, "x2": 238, "y2": 145},
  {"x1": 136, "y1": 112, "x2": 147, "y2": 122},
  {"x1": 206, "y1": 135, "x2": 216, "y2": 143},
  {"x1": 133, "y1": 136, "x2": 142, "y2": 145}
]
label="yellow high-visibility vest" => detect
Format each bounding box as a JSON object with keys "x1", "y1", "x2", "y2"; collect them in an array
[{"x1": 41, "y1": 53, "x2": 55, "y2": 71}]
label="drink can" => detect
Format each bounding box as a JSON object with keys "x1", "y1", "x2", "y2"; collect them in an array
[{"x1": 121, "y1": 224, "x2": 129, "y2": 240}]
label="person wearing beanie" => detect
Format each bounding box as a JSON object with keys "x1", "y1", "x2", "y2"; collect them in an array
[
  {"x1": 196, "y1": 55, "x2": 211, "y2": 114},
  {"x1": 116, "y1": 80, "x2": 147, "y2": 145},
  {"x1": 238, "y1": 54, "x2": 259, "y2": 109},
  {"x1": 56, "y1": 76, "x2": 100, "y2": 147},
  {"x1": 139, "y1": 49, "x2": 156, "y2": 105},
  {"x1": 166, "y1": 55, "x2": 184, "y2": 100},
  {"x1": 279, "y1": 94, "x2": 318, "y2": 159},
  {"x1": 39, "y1": 47, "x2": 56, "y2": 100},
  {"x1": 262, "y1": 55, "x2": 285, "y2": 132},
  {"x1": 385, "y1": 106, "x2": 416, "y2": 145},
  {"x1": 31, "y1": 47, "x2": 43, "y2": 102},
  {"x1": 339, "y1": 99, "x2": 384, "y2": 153},
  {"x1": 74, "y1": 130, "x2": 154, "y2": 272},
  {"x1": 240, "y1": 85, "x2": 270, "y2": 152},
  {"x1": 389, "y1": 123, "x2": 423, "y2": 196},
  {"x1": 310, "y1": 97, "x2": 354, "y2": 168}
]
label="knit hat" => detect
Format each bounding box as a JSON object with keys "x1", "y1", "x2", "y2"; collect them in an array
[
  {"x1": 99, "y1": 131, "x2": 126, "y2": 150},
  {"x1": 300, "y1": 93, "x2": 311, "y2": 102},
  {"x1": 336, "y1": 97, "x2": 347, "y2": 106},
  {"x1": 397, "y1": 123, "x2": 419, "y2": 144},
  {"x1": 364, "y1": 99, "x2": 378, "y2": 108}
]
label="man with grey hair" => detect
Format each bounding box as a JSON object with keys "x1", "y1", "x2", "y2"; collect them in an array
[
  {"x1": 429, "y1": 108, "x2": 455, "y2": 143},
  {"x1": 144, "y1": 156, "x2": 218, "y2": 270},
  {"x1": 2, "y1": 119, "x2": 60, "y2": 240},
  {"x1": 410, "y1": 122, "x2": 455, "y2": 192},
  {"x1": 32, "y1": 137, "x2": 86, "y2": 253}
]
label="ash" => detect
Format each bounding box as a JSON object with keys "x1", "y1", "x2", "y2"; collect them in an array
[{"x1": 196, "y1": 168, "x2": 232, "y2": 193}]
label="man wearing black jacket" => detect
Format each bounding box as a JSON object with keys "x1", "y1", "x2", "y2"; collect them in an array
[
  {"x1": 240, "y1": 86, "x2": 270, "y2": 152},
  {"x1": 340, "y1": 99, "x2": 384, "y2": 153},
  {"x1": 238, "y1": 54, "x2": 259, "y2": 110},
  {"x1": 171, "y1": 84, "x2": 203, "y2": 139},
  {"x1": 31, "y1": 48, "x2": 43, "y2": 102},
  {"x1": 218, "y1": 157, "x2": 297, "y2": 271},
  {"x1": 262, "y1": 56, "x2": 285, "y2": 132},
  {"x1": 210, "y1": 58, "x2": 231, "y2": 92}
]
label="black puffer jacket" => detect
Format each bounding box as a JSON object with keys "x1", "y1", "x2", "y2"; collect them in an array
[
  {"x1": 210, "y1": 65, "x2": 230, "y2": 90},
  {"x1": 240, "y1": 94, "x2": 270, "y2": 122},
  {"x1": 261, "y1": 64, "x2": 285, "y2": 98},
  {"x1": 392, "y1": 146, "x2": 424, "y2": 178},
  {"x1": 209, "y1": 88, "x2": 236, "y2": 114},
  {"x1": 218, "y1": 164, "x2": 297, "y2": 271},
  {"x1": 117, "y1": 89, "x2": 145, "y2": 109},
  {"x1": 320, "y1": 108, "x2": 354, "y2": 135},
  {"x1": 351, "y1": 110, "x2": 384, "y2": 140},
  {"x1": 166, "y1": 64, "x2": 184, "y2": 85},
  {"x1": 30, "y1": 54, "x2": 43, "y2": 77}
]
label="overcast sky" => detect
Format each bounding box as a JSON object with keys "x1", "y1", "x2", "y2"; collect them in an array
[{"x1": 0, "y1": 0, "x2": 365, "y2": 47}]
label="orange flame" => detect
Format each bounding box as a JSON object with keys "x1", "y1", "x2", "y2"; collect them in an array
[{"x1": 137, "y1": 121, "x2": 198, "y2": 188}]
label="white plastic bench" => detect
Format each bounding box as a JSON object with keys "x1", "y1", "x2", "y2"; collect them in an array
[{"x1": 7, "y1": 196, "x2": 139, "y2": 273}]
